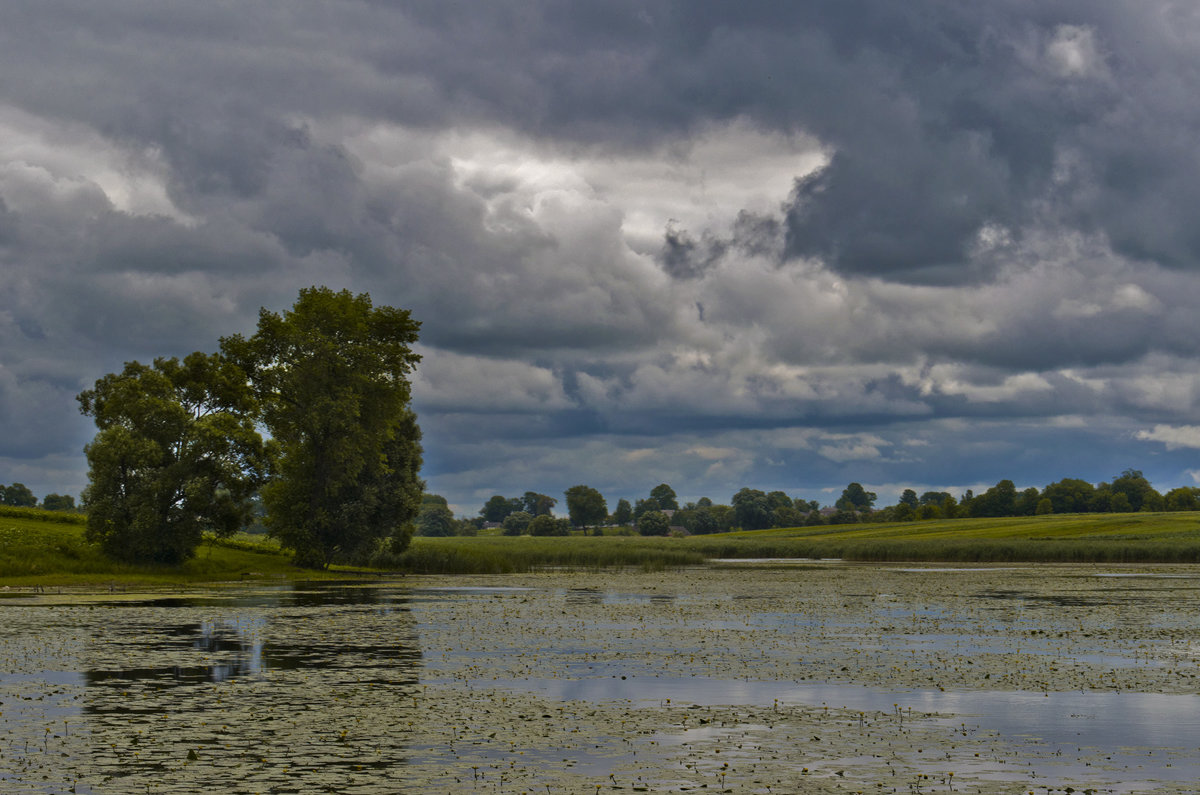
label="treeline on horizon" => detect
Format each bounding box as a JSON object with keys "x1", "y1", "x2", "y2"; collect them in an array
[{"x1": 415, "y1": 469, "x2": 1199, "y2": 538}]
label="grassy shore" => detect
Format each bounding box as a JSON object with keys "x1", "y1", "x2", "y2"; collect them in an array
[
  {"x1": 5, "y1": 505, "x2": 1200, "y2": 584},
  {"x1": 0, "y1": 506, "x2": 344, "y2": 587}
]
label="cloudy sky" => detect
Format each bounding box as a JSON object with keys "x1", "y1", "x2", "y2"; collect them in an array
[{"x1": 3, "y1": 1, "x2": 1200, "y2": 515}]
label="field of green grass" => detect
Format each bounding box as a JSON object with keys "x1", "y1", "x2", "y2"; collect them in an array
[
  {"x1": 686, "y1": 511, "x2": 1200, "y2": 562},
  {"x1": 0, "y1": 506, "x2": 340, "y2": 587},
  {"x1": 5, "y1": 506, "x2": 1200, "y2": 585}
]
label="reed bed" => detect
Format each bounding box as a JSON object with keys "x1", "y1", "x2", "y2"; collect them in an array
[
  {"x1": 5, "y1": 508, "x2": 1200, "y2": 582},
  {"x1": 399, "y1": 535, "x2": 707, "y2": 574}
]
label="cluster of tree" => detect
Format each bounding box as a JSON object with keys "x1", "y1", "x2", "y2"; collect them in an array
[
  {"x1": 479, "y1": 492, "x2": 559, "y2": 522},
  {"x1": 464, "y1": 469, "x2": 1195, "y2": 538},
  {"x1": 77, "y1": 287, "x2": 424, "y2": 567},
  {"x1": 415, "y1": 494, "x2": 478, "y2": 537},
  {"x1": 0, "y1": 483, "x2": 77, "y2": 512},
  {"x1": 875, "y1": 469, "x2": 1193, "y2": 521}
]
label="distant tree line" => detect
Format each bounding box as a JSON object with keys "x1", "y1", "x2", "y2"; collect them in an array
[
  {"x1": 444, "y1": 469, "x2": 1196, "y2": 538},
  {"x1": 877, "y1": 469, "x2": 1192, "y2": 521},
  {"x1": 0, "y1": 483, "x2": 77, "y2": 512}
]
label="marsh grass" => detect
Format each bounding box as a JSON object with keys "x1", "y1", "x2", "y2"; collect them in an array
[
  {"x1": 400, "y1": 535, "x2": 707, "y2": 573},
  {"x1": 404, "y1": 513, "x2": 1200, "y2": 572},
  {"x1": 687, "y1": 512, "x2": 1200, "y2": 562},
  {"x1": 7, "y1": 508, "x2": 1200, "y2": 582}
]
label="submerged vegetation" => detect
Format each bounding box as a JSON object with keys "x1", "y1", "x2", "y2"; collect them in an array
[{"x1": 7, "y1": 503, "x2": 1200, "y2": 583}]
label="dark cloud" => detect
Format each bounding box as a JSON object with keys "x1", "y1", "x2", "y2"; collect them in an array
[{"x1": 2, "y1": 1, "x2": 1200, "y2": 507}]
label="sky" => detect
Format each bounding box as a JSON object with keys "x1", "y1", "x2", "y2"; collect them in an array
[{"x1": 2, "y1": 1, "x2": 1200, "y2": 516}]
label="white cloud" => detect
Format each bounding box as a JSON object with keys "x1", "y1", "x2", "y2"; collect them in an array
[
  {"x1": 412, "y1": 347, "x2": 572, "y2": 413},
  {"x1": 1045, "y1": 25, "x2": 1107, "y2": 79},
  {"x1": 0, "y1": 105, "x2": 191, "y2": 222},
  {"x1": 1136, "y1": 424, "x2": 1200, "y2": 450}
]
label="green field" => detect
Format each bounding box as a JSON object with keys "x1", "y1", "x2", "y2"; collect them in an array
[
  {"x1": 686, "y1": 511, "x2": 1200, "y2": 562},
  {"x1": 4, "y1": 506, "x2": 1200, "y2": 584}
]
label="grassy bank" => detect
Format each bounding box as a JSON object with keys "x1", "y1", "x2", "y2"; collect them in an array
[
  {"x1": 0, "y1": 506, "x2": 338, "y2": 586},
  {"x1": 5, "y1": 506, "x2": 1200, "y2": 583}
]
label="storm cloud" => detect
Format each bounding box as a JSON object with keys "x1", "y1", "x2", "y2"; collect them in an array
[{"x1": 2, "y1": 1, "x2": 1199, "y2": 512}]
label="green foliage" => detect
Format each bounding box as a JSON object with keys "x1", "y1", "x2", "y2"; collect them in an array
[
  {"x1": 765, "y1": 491, "x2": 792, "y2": 511},
  {"x1": 528, "y1": 514, "x2": 569, "y2": 536},
  {"x1": 1041, "y1": 478, "x2": 1094, "y2": 514},
  {"x1": 836, "y1": 483, "x2": 876, "y2": 512},
  {"x1": 1109, "y1": 468, "x2": 1162, "y2": 512},
  {"x1": 611, "y1": 498, "x2": 632, "y2": 526},
  {"x1": 223, "y1": 287, "x2": 422, "y2": 568},
  {"x1": 633, "y1": 497, "x2": 660, "y2": 521},
  {"x1": 416, "y1": 499, "x2": 455, "y2": 537},
  {"x1": 0, "y1": 505, "x2": 86, "y2": 525},
  {"x1": 480, "y1": 495, "x2": 522, "y2": 523},
  {"x1": 564, "y1": 485, "x2": 607, "y2": 530},
  {"x1": 40, "y1": 493, "x2": 76, "y2": 512},
  {"x1": 521, "y1": 491, "x2": 557, "y2": 516},
  {"x1": 649, "y1": 483, "x2": 679, "y2": 511},
  {"x1": 732, "y1": 487, "x2": 772, "y2": 530},
  {"x1": 0, "y1": 511, "x2": 319, "y2": 585},
  {"x1": 502, "y1": 511, "x2": 533, "y2": 535},
  {"x1": 638, "y1": 510, "x2": 670, "y2": 536},
  {"x1": 395, "y1": 536, "x2": 706, "y2": 574},
  {"x1": 77, "y1": 354, "x2": 268, "y2": 565},
  {"x1": 1, "y1": 483, "x2": 38, "y2": 507},
  {"x1": 1165, "y1": 487, "x2": 1200, "y2": 511},
  {"x1": 675, "y1": 506, "x2": 720, "y2": 534},
  {"x1": 970, "y1": 479, "x2": 1017, "y2": 517}
]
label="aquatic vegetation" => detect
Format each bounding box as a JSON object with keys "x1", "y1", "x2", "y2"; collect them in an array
[{"x1": 3, "y1": 566, "x2": 1200, "y2": 792}]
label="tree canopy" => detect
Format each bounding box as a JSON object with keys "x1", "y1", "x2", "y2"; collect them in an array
[
  {"x1": 836, "y1": 482, "x2": 877, "y2": 512},
  {"x1": 221, "y1": 287, "x2": 423, "y2": 567},
  {"x1": 521, "y1": 491, "x2": 557, "y2": 516},
  {"x1": 638, "y1": 510, "x2": 670, "y2": 536},
  {"x1": 611, "y1": 498, "x2": 632, "y2": 526},
  {"x1": 0, "y1": 483, "x2": 37, "y2": 507},
  {"x1": 564, "y1": 485, "x2": 607, "y2": 530},
  {"x1": 649, "y1": 483, "x2": 679, "y2": 511},
  {"x1": 77, "y1": 353, "x2": 268, "y2": 564}
]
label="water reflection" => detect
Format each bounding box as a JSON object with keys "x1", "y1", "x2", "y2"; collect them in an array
[
  {"x1": 83, "y1": 583, "x2": 423, "y2": 692},
  {"x1": 486, "y1": 674, "x2": 1200, "y2": 787}
]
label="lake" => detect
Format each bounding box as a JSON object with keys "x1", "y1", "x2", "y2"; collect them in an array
[{"x1": 3, "y1": 562, "x2": 1200, "y2": 793}]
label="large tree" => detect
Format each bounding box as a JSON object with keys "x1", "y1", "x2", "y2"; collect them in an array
[
  {"x1": 732, "y1": 487, "x2": 773, "y2": 530},
  {"x1": 637, "y1": 510, "x2": 670, "y2": 536},
  {"x1": 522, "y1": 491, "x2": 557, "y2": 516},
  {"x1": 480, "y1": 495, "x2": 522, "y2": 523},
  {"x1": 836, "y1": 482, "x2": 877, "y2": 512},
  {"x1": 564, "y1": 485, "x2": 607, "y2": 531},
  {"x1": 41, "y1": 494, "x2": 76, "y2": 511},
  {"x1": 649, "y1": 483, "x2": 679, "y2": 511},
  {"x1": 222, "y1": 287, "x2": 423, "y2": 567},
  {"x1": 0, "y1": 483, "x2": 37, "y2": 507},
  {"x1": 416, "y1": 496, "x2": 455, "y2": 537},
  {"x1": 77, "y1": 354, "x2": 268, "y2": 564}
]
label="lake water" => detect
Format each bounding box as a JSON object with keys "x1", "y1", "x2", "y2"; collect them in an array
[{"x1": 3, "y1": 564, "x2": 1200, "y2": 793}]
